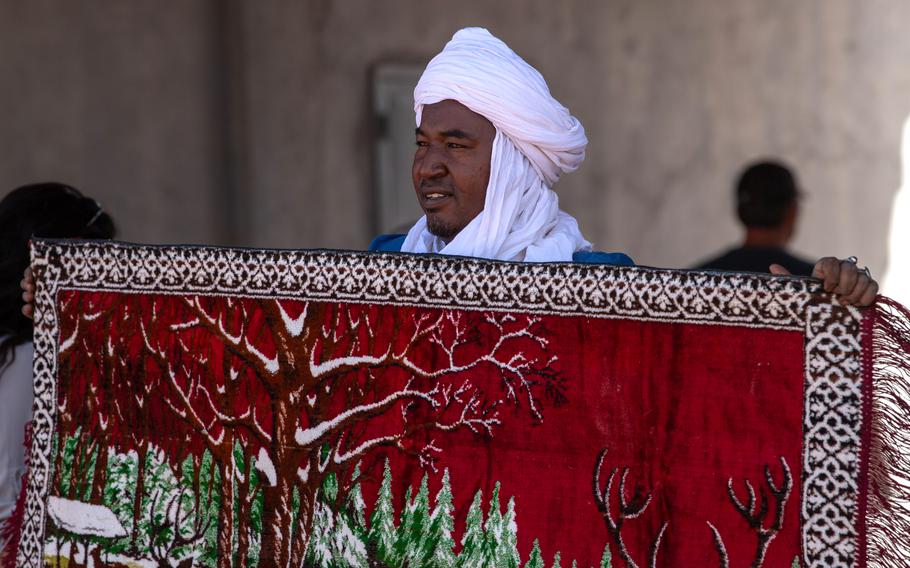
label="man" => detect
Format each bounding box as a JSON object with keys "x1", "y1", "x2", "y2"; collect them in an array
[
  {"x1": 370, "y1": 28, "x2": 878, "y2": 307},
  {"x1": 696, "y1": 159, "x2": 814, "y2": 275},
  {"x1": 371, "y1": 28, "x2": 631, "y2": 266}
]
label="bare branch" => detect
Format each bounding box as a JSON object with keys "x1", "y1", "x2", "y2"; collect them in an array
[
  {"x1": 724, "y1": 456, "x2": 793, "y2": 567},
  {"x1": 649, "y1": 522, "x2": 669, "y2": 568},
  {"x1": 593, "y1": 448, "x2": 660, "y2": 568},
  {"x1": 706, "y1": 522, "x2": 730, "y2": 568}
]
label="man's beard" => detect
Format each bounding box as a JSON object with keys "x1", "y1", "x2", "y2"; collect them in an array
[{"x1": 426, "y1": 215, "x2": 461, "y2": 242}]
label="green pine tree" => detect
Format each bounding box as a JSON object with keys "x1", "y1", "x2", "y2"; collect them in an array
[
  {"x1": 202, "y1": 450, "x2": 225, "y2": 568},
  {"x1": 524, "y1": 539, "x2": 544, "y2": 568},
  {"x1": 394, "y1": 485, "x2": 415, "y2": 564},
  {"x1": 333, "y1": 510, "x2": 369, "y2": 567},
  {"x1": 368, "y1": 459, "x2": 398, "y2": 565},
  {"x1": 348, "y1": 464, "x2": 368, "y2": 535},
  {"x1": 792, "y1": 557, "x2": 801, "y2": 568},
  {"x1": 599, "y1": 543, "x2": 612, "y2": 568},
  {"x1": 306, "y1": 472, "x2": 369, "y2": 568},
  {"x1": 395, "y1": 475, "x2": 431, "y2": 566},
  {"x1": 482, "y1": 483, "x2": 503, "y2": 567},
  {"x1": 457, "y1": 489, "x2": 486, "y2": 568},
  {"x1": 426, "y1": 469, "x2": 457, "y2": 568},
  {"x1": 100, "y1": 447, "x2": 138, "y2": 556},
  {"x1": 323, "y1": 467, "x2": 371, "y2": 566},
  {"x1": 500, "y1": 496, "x2": 520, "y2": 568},
  {"x1": 305, "y1": 487, "x2": 336, "y2": 567},
  {"x1": 551, "y1": 551, "x2": 562, "y2": 568}
]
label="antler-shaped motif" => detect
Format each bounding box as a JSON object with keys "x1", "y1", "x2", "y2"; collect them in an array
[
  {"x1": 592, "y1": 448, "x2": 668, "y2": 568},
  {"x1": 708, "y1": 456, "x2": 793, "y2": 568}
]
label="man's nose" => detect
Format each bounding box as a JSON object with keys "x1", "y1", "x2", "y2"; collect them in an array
[{"x1": 416, "y1": 147, "x2": 447, "y2": 179}]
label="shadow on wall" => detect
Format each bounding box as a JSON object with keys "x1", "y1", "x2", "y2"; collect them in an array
[{"x1": 883, "y1": 114, "x2": 910, "y2": 305}]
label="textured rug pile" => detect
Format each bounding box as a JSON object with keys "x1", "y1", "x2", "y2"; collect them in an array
[{"x1": 4, "y1": 239, "x2": 910, "y2": 567}]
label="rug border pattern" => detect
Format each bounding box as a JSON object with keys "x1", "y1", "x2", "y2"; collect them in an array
[{"x1": 17, "y1": 240, "x2": 863, "y2": 567}]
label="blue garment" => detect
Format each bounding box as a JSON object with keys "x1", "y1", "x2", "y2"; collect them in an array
[{"x1": 369, "y1": 234, "x2": 634, "y2": 266}]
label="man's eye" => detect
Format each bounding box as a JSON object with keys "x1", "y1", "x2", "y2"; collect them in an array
[
  {"x1": 447, "y1": 143, "x2": 465, "y2": 149},
  {"x1": 415, "y1": 140, "x2": 429, "y2": 147}
]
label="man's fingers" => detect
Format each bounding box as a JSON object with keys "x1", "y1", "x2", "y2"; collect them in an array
[
  {"x1": 21, "y1": 267, "x2": 36, "y2": 320},
  {"x1": 858, "y1": 280, "x2": 880, "y2": 307},
  {"x1": 21, "y1": 267, "x2": 35, "y2": 293},
  {"x1": 769, "y1": 264, "x2": 790, "y2": 275},
  {"x1": 835, "y1": 262, "x2": 859, "y2": 296},
  {"x1": 812, "y1": 257, "x2": 841, "y2": 292},
  {"x1": 809, "y1": 257, "x2": 880, "y2": 307},
  {"x1": 840, "y1": 273, "x2": 869, "y2": 305}
]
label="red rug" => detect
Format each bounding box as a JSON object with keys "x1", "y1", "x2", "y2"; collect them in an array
[{"x1": 5, "y1": 239, "x2": 909, "y2": 568}]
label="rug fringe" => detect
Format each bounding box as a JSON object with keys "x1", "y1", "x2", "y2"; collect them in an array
[
  {"x1": 0, "y1": 421, "x2": 32, "y2": 568},
  {"x1": 866, "y1": 296, "x2": 910, "y2": 566}
]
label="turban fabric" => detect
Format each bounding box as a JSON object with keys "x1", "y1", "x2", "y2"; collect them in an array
[{"x1": 400, "y1": 27, "x2": 592, "y2": 262}]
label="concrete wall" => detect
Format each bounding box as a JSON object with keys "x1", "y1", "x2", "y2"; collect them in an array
[
  {"x1": 2, "y1": 0, "x2": 908, "y2": 277},
  {"x1": 0, "y1": 0, "x2": 228, "y2": 244}
]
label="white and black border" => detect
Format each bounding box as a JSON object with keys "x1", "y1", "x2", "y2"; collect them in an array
[{"x1": 18, "y1": 240, "x2": 864, "y2": 567}]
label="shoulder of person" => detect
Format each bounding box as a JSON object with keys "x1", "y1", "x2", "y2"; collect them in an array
[
  {"x1": 571, "y1": 250, "x2": 635, "y2": 266},
  {"x1": 368, "y1": 234, "x2": 406, "y2": 252}
]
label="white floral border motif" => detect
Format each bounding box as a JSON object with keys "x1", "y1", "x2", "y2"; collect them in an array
[{"x1": 18, "y1": 240, "x2": 863, "y2": 567}]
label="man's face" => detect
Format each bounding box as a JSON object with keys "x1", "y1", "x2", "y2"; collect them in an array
[{"x1": 413, "y1": 99, "x2": 495, "y2": 242}]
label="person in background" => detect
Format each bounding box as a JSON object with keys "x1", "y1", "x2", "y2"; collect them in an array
[
  {"x1": 0, "y1": 183, "x2": 115, "y2": 550},
  {"x1": 696, "y1": 159, "x2": 815, "y2": 275}
]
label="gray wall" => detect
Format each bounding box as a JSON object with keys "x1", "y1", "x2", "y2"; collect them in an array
[
  {"x1": 0, "y1": 1, "x2": 227, "y2": 245},
  {"x1": 2, "y1": 0, "x2": 908, "y2": 278}
]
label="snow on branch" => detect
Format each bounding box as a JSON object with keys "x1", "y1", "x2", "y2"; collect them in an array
[
  {"x1": 295, "y1": 386, "x2": 438, "y2": 447},
  {"x1": 277, "y1": 301, "x2": 308, "y2": 338},
  {"x1": 327, "y1": 379, "x2": 500, "y2": 472},
  {"x1": 181, "y1": 296, "x2": 282, "y2": 381},
  {"x1": 169, "y1": 317, "x2": 201, "y2": 332},
  {"x1": 309, "y1": 347, "x2": 392, "y2": 379},
  {"x1": 244, "y1": 336, "x2": 280, "y2": 375},
  {"x1": 59, "y1": 316, "x2": 79, "y2": 353}
]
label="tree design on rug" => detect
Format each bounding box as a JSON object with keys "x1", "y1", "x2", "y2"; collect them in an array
[
  {"x1": 706, "y1": 457, "x2": 793, "y2": 568},
  {"x1": 45, "y1": 445, "x2": 611, "y2": 567},
  {"x1": 592, "y1": 449, "x2": 667, "y2": 568},
  {"x1": 50, "y1": 292, "x2": 566, "y2": 567},
  {"x1": 591, "y1": 448, "x2": 796, "y2": 568}
]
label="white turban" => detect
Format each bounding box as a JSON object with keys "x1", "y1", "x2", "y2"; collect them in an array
[{"x1": 400, "y1": 27, "x2": 592, "y2": 262}]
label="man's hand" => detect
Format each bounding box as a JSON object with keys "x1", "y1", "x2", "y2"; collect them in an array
[
  {"x1": 21, "y1": 267, "x2": 35, "y2": 319},
  {"x1": 769, "y1": 257, "x2": 879, "y2": 307}
]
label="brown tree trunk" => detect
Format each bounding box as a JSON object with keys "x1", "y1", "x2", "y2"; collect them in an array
[
  {"x1": 53, "y1": 431, "x2": 65, "y2": 495},
  {"x1": 89, "y1": 440, "x2": 109, "y2": 503},
  {"x1": 216, "y1": 459, "x2": 235, "y2": 568},
  {"x1": 235, "y1": 450, "x2": 254, "y2": 568},
  {"x1": 256, "y1": 473, "x2": 296, "y2": 568},
  {"x1": 129, "y1": 440, "x2": 149, "y2": 556},
  {"x1": 68, "y1": 434, "x2": 88, "y2": 499},
  {"x1": 256, "y1": 403, "x2": 299, "y2": 568},
  {"x1": 290, "y1": 483, "x2": 317, "y2": 566}
]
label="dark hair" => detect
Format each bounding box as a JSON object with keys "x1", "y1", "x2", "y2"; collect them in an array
[
  {"x1": 0, "y1": 183, "x2": 116, "y2": 370},
  {"x1": 735, "y1": 160, "x2": 801, "y2": 228}
]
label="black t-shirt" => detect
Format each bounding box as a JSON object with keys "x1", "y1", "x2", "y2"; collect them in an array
[{"x1": 694, "y1": 246, "x2": 815, "y2": 276}]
